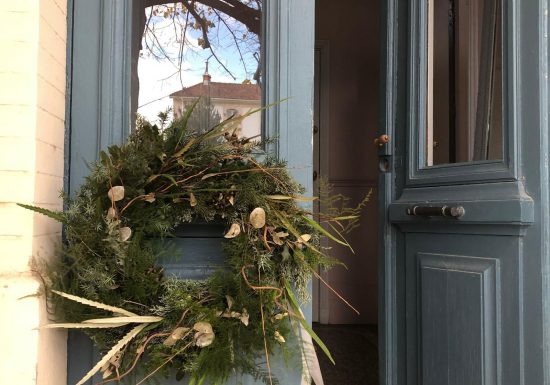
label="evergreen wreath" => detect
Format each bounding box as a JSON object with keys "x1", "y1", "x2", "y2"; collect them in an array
[{"x1": 22, "y1": 106, "x2": 367, "y2": 385}]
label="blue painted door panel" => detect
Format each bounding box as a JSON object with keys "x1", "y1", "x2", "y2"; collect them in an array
[{"x1": 379, "y1": 0, "x2": 550, "y2": 384}]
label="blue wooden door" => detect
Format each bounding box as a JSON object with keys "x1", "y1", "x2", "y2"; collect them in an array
[
  {"x1": 379, "y1": 1, "x2": 550, "y2": 384},
  {"x1": 66, "y1": 0, "x2": 314, "y2": 384}
]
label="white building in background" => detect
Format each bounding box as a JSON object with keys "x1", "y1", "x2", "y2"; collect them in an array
[{"x1": 170, "y1": 70, "x2": 261, "y2": 139}]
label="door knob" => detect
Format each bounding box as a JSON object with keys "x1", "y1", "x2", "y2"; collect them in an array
[{"x1": 374, "y1": 134, "x2": 390, "y2": 148}]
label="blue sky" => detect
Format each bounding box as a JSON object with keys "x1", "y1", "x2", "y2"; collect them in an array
[{"x1": 137, "y1": 4, "x2": 260, "y2": 122}]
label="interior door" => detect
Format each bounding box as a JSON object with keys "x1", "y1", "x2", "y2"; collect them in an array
[{"x1": 379, "y1": 1, "x2": 549, "y2": 385}]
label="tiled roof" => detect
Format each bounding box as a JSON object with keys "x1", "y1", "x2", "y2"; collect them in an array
[{"x1": 170, "y1": 82, "x2": 261, "y2": 101}]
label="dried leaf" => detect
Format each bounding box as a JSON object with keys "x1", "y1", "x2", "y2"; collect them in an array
[
  {"x1": 108, "y1": 186, "x2": 125, "y2": 202},
  {"x1": 228, "y1": 195, "x2": 235, "y2": 206},
  {"x1": 298, "y1": 323, "x2": 325, "y2": 385},
  {"x1": 109, "y1": 352, "x2": 122, "y2": 368},
  {"x1": 224, "y1": 223, "x2": 241, "y2": 238},
  {"x1": 285, "y1": 284, "x2": 335, "y2": 365},
  {"x1": 281, "y1": 245, "x2": 291, "y2": 261},
  {"x1": 302, "y1": 215, "x2": 350, "y2": 248},
  {"x1": 42, "y1": 322, "x2": 130, "y2": 329},
  {"x1": 299, "y1": 234, "x2": 312, "y2": 243},
  {"x1": 83, "y1": 316, "x2": 163, "y2": 324},
  {"x1": 226, "y1": 295, "x2": 234, "y2": 310},
  {"x1": 240, "y1": 309, "x2": 249, "y2": 326},
  {"x1": 163, "y1": 327, "x2": 190, "y2": 346},
  {"x1": 102, "y1": 367, "x2": 113, "y2": 380},
  {"x1": 271, "y1": 230, "x2": 289, "y2": 246},
  {"x1": 143, "y1": 193, "x2": 156, "y2": 203},
  {"x1": 265, "y1": 195, "x2": 317, "y2": 202},
  {"x1": 189, "y1": 192, "x2": 197, "y2": 207},
  {"x1": 50, "y1": 290, "x2": 137, "y2": 317},
  {"x1": 119, "y1": 227, "x2": 132, "y2": 242},
  {"x1": 75, "y1": 323, "x2": 147, "y2": 385},
  {"x1": 250, "y1": 207, "x2": 266, "y2": 229},
  {"x1": 274, "y1": 331, "x2": 286, "y2": 343},
  {"x1": 274, "y1": 312, "x2": 289, "y2": 321}
]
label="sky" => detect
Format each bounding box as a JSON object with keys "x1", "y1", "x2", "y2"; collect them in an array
[{"x1": 137, "y1": 4, "x2": 261, "y2": 122}]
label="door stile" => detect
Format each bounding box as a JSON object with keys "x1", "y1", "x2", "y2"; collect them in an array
[
  {"x1": 379, "y1": 0, "x2": 408, "y2": 384},
  {"x1": 540, "y1": 0, "x2": 550, "y2": 381},
  {"x1": 517, "y1": 0, "x2": 550, "y2": 384}
]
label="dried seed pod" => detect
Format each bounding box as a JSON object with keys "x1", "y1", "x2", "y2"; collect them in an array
[
  {"x1": 250, "y1": 207, "x2": 266, "y2": 229},
  {"x1": 193, "y1": 322, "x2": 213, "y2": 334},
  {"x1": 193, "y1": 322, "x2": 215, "y2": 348},
  {"x1": 189, "y1": 193, "x2": 197, "y2": 207},
  {"x1": 224, "y1": 223, "x2": 241, "y2": 238},
  {"x1": 108, "y1": 186, "x2": 125, "y2": 202},
  {"x1": 119, "y1": 227, "x2": 132, "y2": 242},
  {"x1": 107, "y1": 207, "x2": 117, "y2": 220},
  {"x1": 195, "y1": 332, "x2": 215, "y2": 348}
]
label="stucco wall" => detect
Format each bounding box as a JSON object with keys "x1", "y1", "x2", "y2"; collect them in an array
[{"x1": 0, "y1": 0, "x2": 67, "y2": 384}]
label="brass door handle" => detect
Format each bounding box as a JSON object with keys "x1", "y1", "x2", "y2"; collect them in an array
[{"x1": 374, "y1": 134, "x2": 390, "y2": 148}]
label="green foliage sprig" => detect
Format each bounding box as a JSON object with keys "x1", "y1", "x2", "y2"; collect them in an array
[{"x1": 23, "y1": 107, "x2": 367, "y2": 385}]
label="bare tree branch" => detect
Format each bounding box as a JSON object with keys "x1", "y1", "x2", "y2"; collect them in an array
[
  {"x1": 193, "y1": 0, "x2": 261, "y2": 36},
  {"x1": 213, "y1": 8, "x2": 248, "y2": 74},
  {"x1": 144, "y1": 0, "x2": 260, "y2": 36},
  {"x1": 181, "y1": 0, "x2": 211, "y2": 49}
]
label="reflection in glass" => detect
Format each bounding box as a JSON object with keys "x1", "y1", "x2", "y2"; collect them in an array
[
  {"x1": 135, "y1": 1, "x2": 262, "y2": 139},
  {"x1": 426, "y1": 0, "x2": 502, "y2": 166}
]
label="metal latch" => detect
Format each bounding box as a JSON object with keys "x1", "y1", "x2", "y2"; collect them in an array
[{"x1": 406, "y1": 205, "x2": 465, "y2": 218}]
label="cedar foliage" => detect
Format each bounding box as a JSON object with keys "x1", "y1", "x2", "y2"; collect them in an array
[{"x1": 25, "y1": 107, "x2": 367, "y2": 384}]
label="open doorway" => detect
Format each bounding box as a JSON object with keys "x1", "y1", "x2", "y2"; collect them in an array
[{"x1": 312, "y1": 1, "x2": 381, "y2": 384}]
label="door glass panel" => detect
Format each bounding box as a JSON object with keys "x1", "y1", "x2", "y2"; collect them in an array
[
  {"x1": 134, "y1": 1, "x2": 263, "y2": 139},
  {"x1": 426, "y1": 0, "x2": 502, "y2": 166}
]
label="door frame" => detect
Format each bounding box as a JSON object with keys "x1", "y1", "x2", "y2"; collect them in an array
[
  {"x1": 312, "y1": 40, "x2": 331, "y2": 324},
  {"x1": 378, "y1": 0, "x2": 403, "y2": 383}
]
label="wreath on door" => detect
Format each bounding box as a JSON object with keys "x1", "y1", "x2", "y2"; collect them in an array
[{"x1": 22, "y1": 107, "x2": 367, "y2": 385}]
